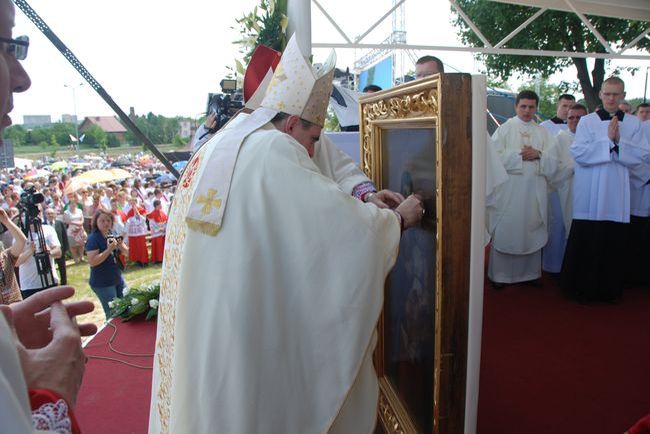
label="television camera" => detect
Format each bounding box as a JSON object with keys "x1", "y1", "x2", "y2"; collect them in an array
[
  {"x1": 205, "y1": 79, "x2": 244, "y2": 134},
  {"x1": 17, "y1": 186, "x2": 56, "y2": 289}
]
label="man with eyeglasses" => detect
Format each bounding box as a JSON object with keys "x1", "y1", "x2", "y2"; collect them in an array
[
  {"x1": 561, "y1": 76, "x2": 650, "y2": 303},
  {"x1": 0, "y1": 0, "x2": 97, "y2": 433},
  {"x1": 543, "y1": 104, "x2": 589, "y2": 274}
]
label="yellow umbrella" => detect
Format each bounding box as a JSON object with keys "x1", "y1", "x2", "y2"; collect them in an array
[
  {"x1": 76, "y1": 169, "x2": 116, "y2": 184},
  {"x1": 63, "y1": 169, "x2": 133, "y2": 195},
  {"x1": 50, "y1": 161, "x2": 68, "y2": 171},
  {"x1": 108, "y1": 168, "x2": 133, "y2": 180},
  {"x1": 63, "y1": 177, "x2": 92, "y2": 195}
]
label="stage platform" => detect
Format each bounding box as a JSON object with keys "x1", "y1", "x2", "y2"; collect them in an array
[{"x1": 78, "y1": 318, "x2": 156, "y2": 434}]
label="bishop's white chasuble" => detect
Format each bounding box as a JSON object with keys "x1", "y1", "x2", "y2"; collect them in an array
[{"x1": 149, "y1": 121, "x2": 400, "y2": 434}]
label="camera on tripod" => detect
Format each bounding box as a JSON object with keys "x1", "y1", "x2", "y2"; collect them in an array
[
  {"x1": 18, "y1": 186, "x2": 56, "y2": 290},
  {"x1": 205, "y1": 79, "x2": 244, "y2": 133},
  {"x1": 18, "y1": 186, "x2": 45, "y2": 220}
]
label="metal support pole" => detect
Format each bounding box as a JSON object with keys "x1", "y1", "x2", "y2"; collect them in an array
[{"x1": 287, "y1": 0, "x2": 312, "y2": 57}]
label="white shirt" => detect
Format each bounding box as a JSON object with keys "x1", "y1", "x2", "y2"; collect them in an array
[
  {"x1": 18, "y1": 225, "x2": 61, "y2": 291},
  {"x1": 540, "y1": 117, "x2": 569, "y2": 137}
]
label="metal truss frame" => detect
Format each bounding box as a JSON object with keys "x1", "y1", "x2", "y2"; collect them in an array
[{"x1": 311, "y1": 0, "x2": 650, "y2": 62}]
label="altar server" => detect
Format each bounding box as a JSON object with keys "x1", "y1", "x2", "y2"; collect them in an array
[{"x1": 561, "y1": 76, "x2": 650, "y2": 302}]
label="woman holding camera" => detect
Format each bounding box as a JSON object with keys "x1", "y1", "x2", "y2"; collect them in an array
[{"x1": 86, "y1": 209, "x2": 128, "y2": 319}]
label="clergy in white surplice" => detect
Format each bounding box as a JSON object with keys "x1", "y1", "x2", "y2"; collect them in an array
[
  {"x1": 627, "y1": 119, "x2": 650, "y2": 285},
  {"x1": 541, "y1": 104, "x2": 586, "y2": 273},
  {"x1": 148, "y1": 35, "x2": 424, "y2": 434},
  {"x1": 487, "y1": 90, "x2": 561, "y2": 286},
  {"x1": 561, "y1": 77, "x2": 650, "y2": 303}
]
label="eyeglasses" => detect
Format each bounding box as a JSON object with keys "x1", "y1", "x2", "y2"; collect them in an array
[
  {"x1": 567, "y1": 115, "x2": 584, "y2": 120},
  {"x1": 0, "y1": 36, "x2": 29, "y2": 60}
]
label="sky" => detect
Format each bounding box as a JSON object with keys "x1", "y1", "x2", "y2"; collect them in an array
[{"x1": 10, "y1": 0, "x2": 650, "y2": 125}]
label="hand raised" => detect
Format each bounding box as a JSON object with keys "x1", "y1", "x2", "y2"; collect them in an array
[
  {"x1": 16, "y1": 302, "x2": 87, "y2": 407},
  {"x1": 6, "y1": 286, "x2": 97, "y2": 349}
]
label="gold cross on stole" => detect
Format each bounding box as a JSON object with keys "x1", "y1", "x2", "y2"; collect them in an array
[{"x1": 197, "y1": 188, "x2": 222, "y2": 215}]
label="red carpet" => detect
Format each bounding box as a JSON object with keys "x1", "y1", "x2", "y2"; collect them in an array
[
  {"x1": 73, "y1": 278, "x2": 649, "y2": 434},
  {"x1": 77, "y1": 319, "x2": 156, "y2": 434},
  {"x1": 477, "y1": 274, "x2": 650, "y2": 434}
]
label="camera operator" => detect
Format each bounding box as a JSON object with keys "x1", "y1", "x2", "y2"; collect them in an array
[
  {"x1": 16, "y1": 212, "x2": 61, "y2": 299},
  {"x1": 0, "y1": 208, "x2": 27, "y2": 304},
  {"x1": 190, "y1": 111, "x2": 218, "y2": 152},
  {"x1": 86, "y1": 209, "x2": 128, "y2": 319}
]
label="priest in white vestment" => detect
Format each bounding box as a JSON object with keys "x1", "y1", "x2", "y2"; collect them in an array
[
  {"x1": 149, "y1": 36, "x2": 424, "y2": 434},
  {"x1": 561, "y1": 77, "x2": 650, "y2": 302},
  {"x1": 487, "y1": 90, "x2": 560, "y2": 286}
]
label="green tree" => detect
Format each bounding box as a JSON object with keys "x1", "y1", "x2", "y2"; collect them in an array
[
  {"x1": 81, "y1": 125, "x2": 107, "y2": 148},
  {"x1": 3, "y1": 125, "x2": 27, "y2": 146},
  {"x1": 29, "y1": 127, "x2": 50, "y2": 146},
  {"x1": 50, "y1": 123, "x2": 77, "y2": 145},
  {"x1": 107, "y1": 134, "x2": 121, "y2": 147},
  {"x1": 518, "y1": 79, "x2": 576, "y2": 119},
  {"x1": 125, "y1": 113, "x2": 181, "y2": 145},
  {"x1": 452, "y1": 1, "x2": 650, "y2": 110}
]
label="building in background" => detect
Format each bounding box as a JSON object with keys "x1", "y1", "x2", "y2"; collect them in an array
[
  {"x1": 22, "y1": 115, "x2": 52, "y2": 128},
  {"x1": 61, "y1": 114, "x2": 78, "y2": 124},
  {"x1": 79, "y1": 116, "x2": 127, "y2": 143}
]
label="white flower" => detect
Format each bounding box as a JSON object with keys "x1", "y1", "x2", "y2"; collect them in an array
[
  {"x1": 123, "y1": 286, "x2": 130, "y2": 296},
  {"x1": 108, "y1": 301, "x2": 115, "y2": 309},
  {"x1": 149, "y1": 299, "x2": 159, "y2": 309},
  {"x1": 131, "y1": 298, "x2": 139, "y2": 306}
]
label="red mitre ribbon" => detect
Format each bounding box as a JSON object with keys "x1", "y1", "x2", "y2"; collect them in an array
[{"x1": 243, "y1": 45, "x2": 282, "y2": 103}]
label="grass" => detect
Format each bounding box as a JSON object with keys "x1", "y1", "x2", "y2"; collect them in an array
[{"x1": 66, "y1": 260, "x2": 162, "y2": 329}]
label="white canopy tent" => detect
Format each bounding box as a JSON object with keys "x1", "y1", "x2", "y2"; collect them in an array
[{"x1": 293, "y1": 0, "x2": 649, "y2": 61}]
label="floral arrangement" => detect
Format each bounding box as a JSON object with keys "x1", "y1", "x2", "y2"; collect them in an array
[
  {"x1": 109, "y1": 281, "x2": 160, "y2": 321},
  {"x1": 233, "y1": 0, "x2": 288, "y2": 73}
]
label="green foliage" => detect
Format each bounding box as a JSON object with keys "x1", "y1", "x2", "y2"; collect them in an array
[
  {"x1": 233, "y1": 0, "x2": 288, "y2": 66},
  {"x1": 81, "y1": 124, "x2": 107, "y2": 147},
  {"x1": 172, "y1": 134, "x2": 187, "y2": 147},
  {"x1": 48, "y1": 134, "x2": 60, "y2": 157},
  {"x1": 517, "y1": 78, "x2": 577, "y2": 119},
  {"x1": 324, "y1": 107, "x2": 341, "y2": 132},
  {"x1": 3, "y1": 124, "x2": 27, "y2": 145},
  {"x1": 107, "y1": 134, "x2": 121, "y2": 147},
  {"x1": 38, "y1": 140, "x2": 48, "y2": 150},
  {"x1": 125, "y1": 113, "x2": 181, "y2": 146},
  {"x1": 452, "y1": 1, "x2": 650, "y2": 110},
  {"x1": 109, "y1": 281, "x2": 160, "y2": 321}
]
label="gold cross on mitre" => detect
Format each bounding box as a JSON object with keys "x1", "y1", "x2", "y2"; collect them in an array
[{"x1": 196, "y1": 188, "x2": 222, "y2": 215}]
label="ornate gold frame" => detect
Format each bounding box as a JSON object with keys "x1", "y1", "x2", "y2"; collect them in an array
[{"x1": 359, "y1": 75, "x2": 443, "y2": 434}]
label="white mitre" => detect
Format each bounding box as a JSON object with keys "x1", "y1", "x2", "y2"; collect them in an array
[
  {"x1": 184, "y1": 35, "x2": 336, "y2": 235},
  {"x1": 260, "y1": 36, "x2": 336, "y2": 126}
]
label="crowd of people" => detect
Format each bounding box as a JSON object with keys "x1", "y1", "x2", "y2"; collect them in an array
[
  {"x1": 0, "y1": 160, "x2": 172, "y2": 315},
  {"x1": 0, "y1": 0, "x2": 647, "y2": 429},
  {"x1": 487, "y1": 77, "x2": 650, "y2": 306}
]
